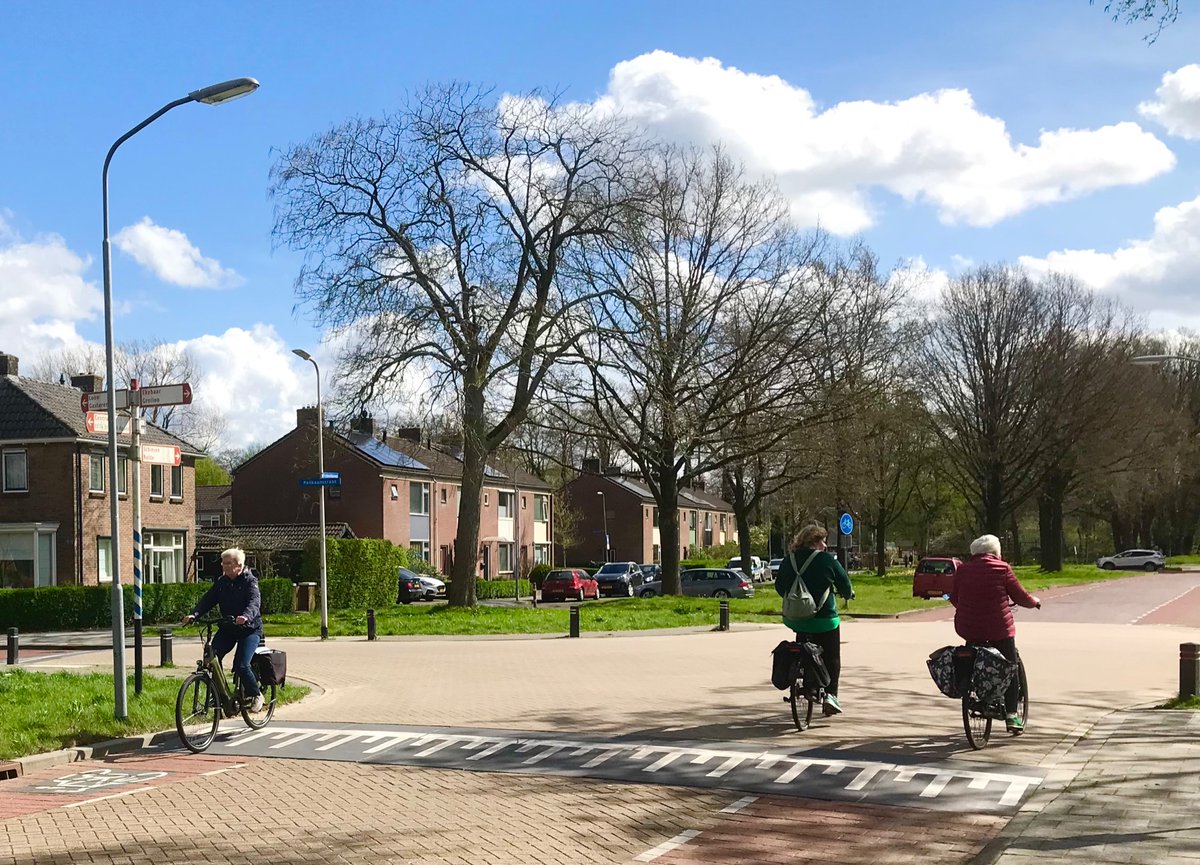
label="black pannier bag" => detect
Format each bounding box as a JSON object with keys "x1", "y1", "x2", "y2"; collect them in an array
[
  {"x1": 771, "y1": 640, "x2": 830, "y2": 690},
  {"x1": 253, "y1": 647, "x2": 287, "y2": 687}
]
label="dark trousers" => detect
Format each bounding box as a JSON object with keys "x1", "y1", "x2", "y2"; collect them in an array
[
  {"x1": 211, "y1": 628, "x2": 262, "y2": 697},
  {"x1": 978, "y1": 636, "x2": 1020, "y2": 713},
  {"x1": 800, "y1": 627, "x2": 841, "y2": 695}
]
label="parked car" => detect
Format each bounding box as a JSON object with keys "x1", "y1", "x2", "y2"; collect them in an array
[
  {"x1": 726, "y1": 556, "x2": 767, "y2": 582},
  {"x1": 594, "y1": 561, "x2": 645, "y2": 597},
  {"x1": 417, "y1": 574, "x2": 446, "y2": 600},
  {"x1": 541, "y1": 568, "x2": 600, "y2": 602},
  {"x1": 912, "y1": 556, "x2": 962, "y2": 599},
  {"x1": 397, "y1": 567, "x2": 428, "y2": 604},
  {"x1": 683, "y1": 568, "x2": 755, "y2": 598},
  {"x1": 638, "y1": 563, "x2": 661, "y2": 582},
  {"x1": 768, "y1": 558, "x2": 783, "y2": 577},
  {"x1": 1096, "y1": 549, "x2": 1165, "y2": 571}
]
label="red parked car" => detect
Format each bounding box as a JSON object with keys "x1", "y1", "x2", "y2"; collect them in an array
[
  {"x1": 540, "y1": 568, "x2": 600, "y2": 602},
  {"x1": 912, "y1": 556, "x2": 962, "y2": 599}
]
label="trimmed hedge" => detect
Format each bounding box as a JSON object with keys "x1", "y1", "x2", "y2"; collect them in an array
[
  {"x1": 259, "y1": 578, "x2": 295, "y2": 615},
  {"x1": 301, "y1": 537, "x2": 406, "y2": 609},
  {"x1": 442, "y1": 578, "x2": 533, "y2": 600}
]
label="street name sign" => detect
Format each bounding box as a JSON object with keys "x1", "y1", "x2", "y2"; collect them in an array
[
  {"x1": 140, "y1": 444, "x2": 181, "y2": 466},
  {"x1": 300, "y1": 473, "x2": 341, "y2": 487}
]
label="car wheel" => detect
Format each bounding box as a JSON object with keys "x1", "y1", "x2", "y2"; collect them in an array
[
  {"x1": 713, "y1": 589, "x2": 731, "y2": 598},
  {"x1": 641, "y1": 589, "x2": 657, "y2": 598},
  {"x1": 578, "y1": 588, "x2": 586, "y2": 601},
  {"x1": 1101, "y1": 562, "x2": 1116, "y2": 570},
  {"x1": 593, "y1": 587, "x2": 601, "y2": 600},
  {"x1": 1144, "y1": 562, "x2": 1158, "y2": 571},
  {"x1": 625, "y1": 583, "x2": 634, "y2": 597},
  {"x1": 401, "y1": 598, "x2": 413, "y2": 605}
]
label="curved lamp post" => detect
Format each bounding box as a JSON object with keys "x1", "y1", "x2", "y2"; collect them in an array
[
  {"x1": 595, "y1": 490, "x2": 609, "y2": 562},
  {"x1": 102, "y1": 77, "x2": 259, "y2": 719},
  {"x1": 292, "y1": 349, "x2": 329, "y2": 640},
  {"x1": 1131, "y1": 354, "x2": 1200, "y2": 365}
]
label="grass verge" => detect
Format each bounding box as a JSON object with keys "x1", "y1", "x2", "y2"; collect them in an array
[
  {"x1": 0, "y1": 669, "x2": 308, "y2": 761},
  {"x1": 1158, "y1": 694, "x2": 1200, "y2": 709}
]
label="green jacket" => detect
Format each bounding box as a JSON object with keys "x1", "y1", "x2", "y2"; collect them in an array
[{"x1": 774, "y1": 548, "x2": 854, "y2": 633}]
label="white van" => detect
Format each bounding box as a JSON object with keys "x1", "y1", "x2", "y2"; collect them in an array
[{"x1": 725, "y1": 555, "x2": 766, "y2": 582}]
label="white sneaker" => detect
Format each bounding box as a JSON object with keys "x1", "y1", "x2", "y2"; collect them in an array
[{"x1": 251, "y1": 694, "x2": 265, "y2": 712}]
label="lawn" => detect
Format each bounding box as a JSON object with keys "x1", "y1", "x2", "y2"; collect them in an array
[
  {"x1": 261, "y1": 562, "x2": 1129, "y2": 638},
  {"x1": 0, "y1": 669, "x2": 308, "y2": 761}
]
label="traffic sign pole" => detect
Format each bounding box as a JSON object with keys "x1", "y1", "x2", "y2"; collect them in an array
[{"x1": 130, "y1": 381, "x2": 143, "y2": 695}]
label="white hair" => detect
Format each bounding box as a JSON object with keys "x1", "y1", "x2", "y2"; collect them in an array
[
  {"x1": 220, "y1": 547, "x2": 246, "y2": 565},
  {"x1": 969, "y1": 534, "x2": 1001, "y2": 557}
]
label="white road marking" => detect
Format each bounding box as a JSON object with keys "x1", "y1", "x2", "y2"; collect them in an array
[
  {"x1": 634, "y1": 829, "x2": 701, "y2": 862},
  {"x1": 64, "y1": 786, "x2": 154, "y2": 808},
  {"x1": 1130, "y1": 583, "x2": 1200, "y2": 624},
  {"x1": 720, "y1": 796, "x2": 758, "y2": 814}
]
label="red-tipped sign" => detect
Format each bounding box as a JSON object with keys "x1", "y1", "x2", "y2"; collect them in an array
[
  {"x1": 81, "y1": 389, "x2": 129, "y2": 413},
  {"x1": 85, "y1": 412, "x2": 131, "y2": 435},
  {"x1": 139, "y1": 383, "x2": 192, "y2": 407},
  {"x1": 140, "y1": 444, "x2": 181, "y2": 466}
]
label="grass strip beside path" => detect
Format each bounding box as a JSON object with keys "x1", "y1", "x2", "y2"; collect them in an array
[
  {"x1": 0, "y1": 669, "x2": 308, "y2": 761},
  {"x1": 262, "y1": 563, "x2": 1130, "y2": 638}
]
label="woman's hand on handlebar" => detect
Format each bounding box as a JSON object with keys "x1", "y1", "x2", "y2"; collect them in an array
[
  {"x1": 235, "y1": 615, "x2": 248, "y2": 626},
  {"x1": 1033, "y1": 597, "x2": 1042, "y2": 609},
  {"x1": 182, "y1": 614, "x2": 195, "y2": 625}
]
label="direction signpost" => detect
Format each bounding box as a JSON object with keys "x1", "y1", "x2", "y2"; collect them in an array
[
  {"x1": 85, "y1": 412, "x2": 131, "y2": 435},
  {"x1": 80, "y1": 389, "x2": 129, "y2": 413}
]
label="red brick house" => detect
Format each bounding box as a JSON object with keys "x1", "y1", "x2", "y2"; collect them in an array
[
  {"x1": 231, "y1": 410, "x2": 553, "y2": 578},
  {"x1": 0, "y1": 353, "x2": 199, "y2": 588},
  {"x1": 562, "y1": 463, "x2": 738, "y2": 565}
]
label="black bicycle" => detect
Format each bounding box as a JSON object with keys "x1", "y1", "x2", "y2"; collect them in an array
[
  {"x1": 960, "y1": 646, "x2": 1028, "y2": 750},
  {"x1": 782, "y1": 639, "x2": 829, "y2": 731},
  {"x1": 175, "y1": 616, "x2": 277, "y2": 753}
]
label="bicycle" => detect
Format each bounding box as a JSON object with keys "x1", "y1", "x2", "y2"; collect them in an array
[
  {"x1": 175, "y1": 615, "x2": 277, "y2": 753},
  {"x1": 958, "y1": 645, "x2": 1028, "y2": 750},
  {"x1": 781, "y1": 638, "x2": 830, "y2": 731}
]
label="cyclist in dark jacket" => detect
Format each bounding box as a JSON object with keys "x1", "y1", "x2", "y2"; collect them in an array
[
  {"x1": 774, "y1": 524, "x2": 854, "y2": 715},
  {"x1": 184, "y1": 547, "x2": 264, "y2": 709}
]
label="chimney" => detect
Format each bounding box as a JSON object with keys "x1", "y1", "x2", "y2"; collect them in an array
[
  {"x1": 71, "y1": 374, "x2": 104, "y2": 394},
  {"x1": 582, "y1": 458, "x2": 601, "y2": 474},
  {"x1": 393, "y1": 426, "x2": 421, "y2": 443},
  {"x1": 0, "y1": 353, "x2": 17, "y2": 377},
  {"x1": 296, "y1": 406, "x2": 323, "y2": 428},
  {"x1": 352, "y1": 411, "x2": 375, "y2": 437},
  {"x1": 602, "y1": 465, "x2": 622, "y2": 477}
]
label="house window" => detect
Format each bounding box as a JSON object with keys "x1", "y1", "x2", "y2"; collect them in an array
[
  {"x1": 483, "y1": 492, "x2": 489, "y2": 507},
  {"x1": 410, "y1": 541, "x2": 430, "y2": 563},
  {"x1": 534, "y1": 494, "x2": 548, "y2": 522},
  {"x1": 89, "y1": 454, "x2": 105, "y2": 493},
  {"x1": 440, "y1": 487, "x2": 448, "y2": 505},
  {"x1": 498, "y1": 491, "x2": 514, "y2": 519},
  {"x1": 2, "y1": 450, "x2": 27, "y2": 492},
  {"x1": 0, "y1": 525, "x2": 56, "y2": 588},
  {"x1": 170, "y1": 465, "x2": 183, "y2": 500},
  {"x1": 705, "y1": 513, "x2": 712, "y2": 530},
  {"x1": 720, "y1": 514, "x2": 726, "y2": 530},
  {"x1": 145, "y1": 531, "x2": 185, "y2": 584},
  {"x1": 151, "y1": 465, "x2": 164, "y2": 498},
  {"x1": 410, "y1": 481, "x2": 430, "y2": 515},
  {"x1": 533, "y1": 544, "x2": 550, "y2": 565},
  {"x1": 521, "y1": 495, "x2": 527, "y2": 510},
  {"x1": 97, "y1": 537, "x2": 113, "y2": 584},
  {"x1": 117, "y1": 457, "x2": 128, "y2": 496},
  {"x1": 390, "y1": 484, "x2": 399, "y2": 501},
  {"x1": 652, "y1": 507, "x2": 659, "y2": 527},
  {"x1": 498, "y1": 542, "x2": 514, "y2": 575},
  {"x1": 689, "y1": 511, "x2": 697, "y2": 529}
]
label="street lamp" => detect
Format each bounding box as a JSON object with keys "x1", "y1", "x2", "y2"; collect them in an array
[
  {"x1": 101, "y1": 77, "x2": 259, "y2": 719},
  {"x1": 292, "y1": 349, "x2": 329, "y2": 640},
  {"x1": 595, "y1": 490, "x2": 609, "y2": 562},
  {"x1": 1131, "y1": 354, "x2": 1200, "y2": 365}
]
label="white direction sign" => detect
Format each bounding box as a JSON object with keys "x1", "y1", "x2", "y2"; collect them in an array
[
  {"x1": 84, "y1": 412, "x2": 131, "y2": 435},
  {"x1": 140, "y1": 444, "x2": 181, "y2": 466},
  {"x1": 80, "y1": 389, "x2": 129, "y2": 413},
  {"x1": 138, "y1": 383, "x2": 192, "y2": 407}
]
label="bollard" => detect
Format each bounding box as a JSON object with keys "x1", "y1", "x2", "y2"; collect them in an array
[
  {"x1": 367, "y1": 608, "x2": 377, "y2": 641},
  {"x1": 1181, "y1": 643, "x2": 1200, "y2": 699},
  {"x1": 718, "y1": 600, "x2": 730, "y2": 631},
  {"x1": 569, "y1": 604, "x2": 580, "y2": 638},
  {"x1": 159, "y1": 629, "x2": 173, "y2": 666},
  {"x1": 5, "y1": 627, "x2": 16, "y2": 665}
]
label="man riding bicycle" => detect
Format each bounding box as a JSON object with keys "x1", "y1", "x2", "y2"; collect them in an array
[
  {"x1": 948, "y1": 534, "x2": 1040, "y2": 731},
  {"x1": 183, "y1": 546, "x2": 264, "y2": 712}
]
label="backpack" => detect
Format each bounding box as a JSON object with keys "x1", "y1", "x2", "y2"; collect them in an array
[{"x1": 782, "y1": 551, "x2": 830, "y2": 620}]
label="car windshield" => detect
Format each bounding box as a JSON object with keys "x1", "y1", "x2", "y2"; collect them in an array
[
  {"x1": 596, "y1": 564, "x2": 629, "y2": 576},
  {"x1": 399, "y1": 568, "x2": 420, "y2": 580},
  {"x1": 546, "y1": 571, "x2": 574, "y2": 580}
]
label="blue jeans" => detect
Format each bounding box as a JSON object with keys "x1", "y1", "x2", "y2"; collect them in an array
[{"x1": 211, "y1": 628, "x2": 261, "y2": 697}]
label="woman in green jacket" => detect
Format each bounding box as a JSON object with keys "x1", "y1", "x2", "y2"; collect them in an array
[{"x1": 774, "y1": 524, "x2": 855, "y2": 715}]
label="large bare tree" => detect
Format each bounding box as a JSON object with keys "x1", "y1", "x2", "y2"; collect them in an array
[{"x1": 271, "y1": 84, "x2": 645, "y2": 606}]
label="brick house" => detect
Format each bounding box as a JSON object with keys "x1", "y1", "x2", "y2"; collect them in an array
[
  {"x1": 195, "y1": 484, "x2": 232, "y2": 527},
  {"x1": 231, "y1": 409, "x2": 553, "y2": 578},
  {"x1": 561, "y1": 463, "x2": 738, "y2": 565},
  {"x1": 0, "y1": 353, "x2": 199, "y2": 588}
]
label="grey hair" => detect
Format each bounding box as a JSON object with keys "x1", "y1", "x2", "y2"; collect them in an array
[
  {"x1": 220, "y1": 547, "x2": 246, "y2": 566},
  {"x1": 969, "y1": 534, "x2": 1001, "y2": 557}
]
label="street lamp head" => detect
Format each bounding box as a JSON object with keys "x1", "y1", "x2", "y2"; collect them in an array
[
  {"x1": 189, "y1": 77, "x2": 260, "y2": 105},
  {"x1": 1130, "y1": 355, "x2": 1171, "y2": 365},
  {"x1": 595, "y1": 490, "x2": 604, "y2": 496},
  {"x1": 291, "y1": 348, "x2": 312, "y2": 361}
]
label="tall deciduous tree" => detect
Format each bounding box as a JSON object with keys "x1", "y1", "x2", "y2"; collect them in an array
[{"x1": 272, "y1": 84, "x2": 645, "y2": 606}]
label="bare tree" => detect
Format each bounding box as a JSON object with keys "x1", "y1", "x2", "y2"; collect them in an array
[
  {"x1": 1094, "y1": 0, "x2": 1180, "y2": 41},
  {"x1": 271, "y1": 84, "x2": 645, "y2": 606}
]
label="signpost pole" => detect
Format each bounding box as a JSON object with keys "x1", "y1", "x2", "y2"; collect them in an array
[{"x1": 130, "y1": 380, "x2": 143, "y2": 694}]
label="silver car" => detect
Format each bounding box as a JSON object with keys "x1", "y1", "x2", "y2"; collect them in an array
[
  {"x1": 681, "y1": 568, "x2": 755, "y2": 598},
  {"x1": 1096, "y1": 549, "x2": 1165, "y2": 571}
]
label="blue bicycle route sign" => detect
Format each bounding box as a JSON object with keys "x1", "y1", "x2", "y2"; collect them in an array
[{"x1": 839, "y1": 512, "x2": 854, "y2": 535}]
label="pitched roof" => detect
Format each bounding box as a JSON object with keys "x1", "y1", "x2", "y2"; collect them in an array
[
  {"x1": 195, "y1": 522, "x2": 356, "y2": 552},
  {"x1": 0, "y1": 375, "x2": 201, "y2": 453},
  {"x1": 589, "y1": 473, "x2": 733, "y2": 511},
  {"x1": 195, "y1": 484, "x2": 231, "y2": 513}
]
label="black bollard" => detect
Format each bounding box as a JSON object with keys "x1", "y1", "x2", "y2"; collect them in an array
[
  {"x1": 159, "y1": 629, "x2": 173, "y2": 666},
  {"x1": 1181, "y1": 643, "x2": 1200, "y2": 699},
  {"x1": 569, "y1": 604, "x2": 580, "y2": 638},
  {"x1": 718, "y1": 600, "x2": 730, "y2": 631},
  {"x1": 367, "y1": 608, "x2": 377, "y2": 641},
  {"x1": 5, "y1": 627, "x2": 16, "y2": 665}
]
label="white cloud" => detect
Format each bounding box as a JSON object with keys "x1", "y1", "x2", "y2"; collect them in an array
[
  {"x1": 593, "y1": 51, "x2": 1176, "y2": 233},
  {"x1": 1019, "y1": 194, "x2": 1200, "y2": 315},
  {"x1": 114, "y1": 217, "x2": 243, "y2": 288},
  {"x1": 1139, "y1": 64, "x2": 1200, "y2": 140},
  {"x1": 890, "y1": 256, "x2": 951, "y2": 307},
  {"x1": 0, "y1": 221, "x2": 100, "y2": 360}
]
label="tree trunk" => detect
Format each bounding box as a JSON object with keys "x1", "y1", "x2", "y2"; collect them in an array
[
  {"x1": 1009, "y1": 514, "x2": 1022, "y2": 565},
  {"x1": 448, "y1": 386, "x2": 487, "y2": 607},
  {"x1": 874, "y1": 503, "x2": 887, "y2": 576},
  {"x1": 983, "y1": 461, "x2": 1004, "y2": 534},
  {"x1": 658, "y1": 468, "x2": 682, "y2": 595},
  {"x1": 1037, "y1": 469, "x2": 1067, "y2": 572}
]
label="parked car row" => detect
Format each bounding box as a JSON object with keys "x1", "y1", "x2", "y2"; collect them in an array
[
  {"x1": 639, "y1": 567, "x2": 755, "y2": 599},
  {"x1": 398, "y1": 567, "x2": 447, "y2": 604}
]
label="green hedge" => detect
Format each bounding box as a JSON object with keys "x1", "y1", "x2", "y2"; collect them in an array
[
  {"x1": 441, "y1": 578, "x2": 533, "y2": 600},
  {"x1": 258, "y1": 578, "x2": 295, "y2": 615},
  {"x1": 302, "y1": 537, "x2": 406, "y2": 609}
]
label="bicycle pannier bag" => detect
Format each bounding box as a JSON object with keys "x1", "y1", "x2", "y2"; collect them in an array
[
  {"x1": 253, "y1": 647, "x2": 287, "y2": 687},
  {"x1": 926, "y1": 645, "x2": 960, "y2": 698},
  {"x1": 970, "y1": 646, "x2": 1016, "y2": 705},
  {"x1": 770, "y1": 640, "x2": 830, "y2": 690},
  {"x1": 798, "y1": 641, "x2": 831, "y2": 688},
  {"x1": 782, "y1": 552, "x2": 830, "y2": 620}
]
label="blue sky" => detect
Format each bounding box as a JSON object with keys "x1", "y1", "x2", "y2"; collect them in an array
[{"x1": 2, "y1": 2, "x2": 1199, "y2": 448}]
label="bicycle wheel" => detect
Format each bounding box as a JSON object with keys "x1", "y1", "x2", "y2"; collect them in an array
[
  {"x1": 176, "y1": 672, "x2": 220, "y2": 753},
  {"x1": 1010, "y1": 660, "x2": 1029, "y2": 735},
  {"x1": 789, "y1": 668, "x2": 814, "y2": 731},
  {"x1": 962, "y1": 692, "x2": 992, "y2": 750},
  {"x1": 239, "y1": 680, "x2": 277, "y2": 729}
]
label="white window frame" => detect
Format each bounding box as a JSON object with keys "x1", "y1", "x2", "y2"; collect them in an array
[
  {"x1": 498, "y1": 491, "x2": 514, "y2": 519},
  {"x1": 533, "y1": 543, "x2": 550, "y2": 566},
  {"x1": 89, "y1": 453, "x2": 105, "y2": 493},
  {"x1": 440, "y1": 486, "x2": 448, "y2": 505},
  {"x1": 170, "y1": 464, "x2": 183, "y2": 501},
  {"x1": 145, "y1": 531, "x2": 185, "y2": 584},
  {"x1": 534, "y1": 494, "x2": 548, "y2": 522},
  {"x1": 0, "y1": 523, "x2": 57, "y2": 587},
  {"x1": 409, "y1": 540, "x2": 430, "y2": 563},
  {"x1": 150, "y1": 464, "x2": 164, "y2": 498},
  {"x1": 409, "y1": 481, "x2": 430, "y2": 515},
  {"x1": 498, "y1": 542, "x2": 514, "y2": 575},
  {"x1": 117, "y1": 456, "x2": 128, "y2": 496},
  {"x1": 2, "y1": 449, "x2": 28, "y2": 493},
  {"x1": 97, "y1": 536, "x2": 113, "y2": 584}
]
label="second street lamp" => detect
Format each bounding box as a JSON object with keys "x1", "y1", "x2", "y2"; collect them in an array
[
  {"x1": 292, "y1": 349, "x2": 329, "y2": 640},
  {"x1": 595, "y1": 490, "x2": 609, "y2": 562},
  {"x1": 101, "y1": 76, "x2": 259, "y2": 719}
]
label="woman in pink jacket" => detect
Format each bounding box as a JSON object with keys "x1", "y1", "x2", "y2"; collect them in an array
[{"x1": 949, "y1": 534, "x2": 1040, "y2": 731}]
